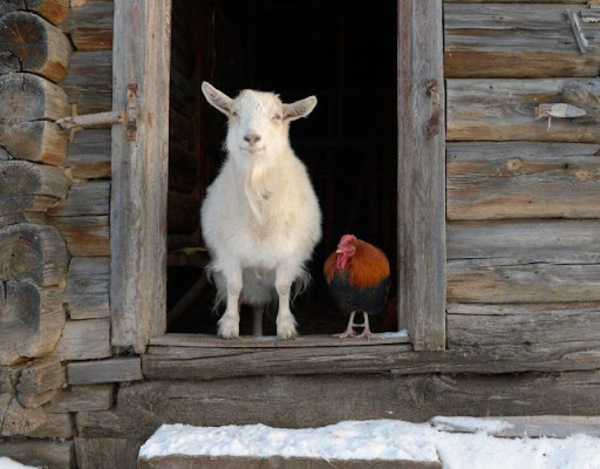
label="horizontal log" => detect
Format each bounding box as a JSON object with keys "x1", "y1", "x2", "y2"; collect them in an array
[
  {"x1": 444, "y1": 4, "x2": 600, "y2": 78},
  {"x1": 29, "y1": 411, "x2": 73, "y2": 439},
  {"x1": 62, "y1": 50, "x2": 112, "y2": 114},
  {"x1": 67, "y1": 358, "x2": 143, "y2": 386},
  {"x1": 0, "y1": 0, "x2": 69, "y2": 25},
  {"x1": 49, "y1": 215, "x2": 109, "y2": 256},
  {"x1": 48, "y1": 180, "x2": 109, "y2": 217},
  {"x1": 447, "y1": 142, "x2": 600, "y2": 219},
  {"x1": 76, "y1": 371, "x2": 600, "y2": 439},
  {"x1": 0, "y1": 397, "x2": 47, "y2": 436},
  {"x1": 43, "y1": 384, "x2": 114, "y2": 413},
  {"x1": 447, "y1": 219, "x2": 600, "y2": 265},
  {"x1": 447, "y1": 78, "x2": 600, "y2": 142},
  {"x1": 64, "y1": 257, "x2": 110, "y2": 320},
  {"x1": 0, "y1": 160, "x2": 70, "y2": 224},
  {"x1": 54, "y1": 318, "x2": 112, "y2": 361},
  {"x1": 0, "y1": 120, "x2": 67, "y2": 165},
  {"x1": 0, "y1": 440, "x2": 73, "y2": 469},
  {"x1": 61, "y1": 0, "x2": 114, "y2": 51},
  {"x1": 16, "y1": 356, "x2": 66, "y2": 408},
  {"x1": 0, "y1": 223, "x2": 68, "y2": 286},
  {"x1": 75, "y1": 437, "x2": 141, "y2": 469},
  {"x1": 66, "y1": 128, "x2": 111, "y2": 178},
  {"x1": 0, "y1": 11, "x2": 72, "y2": 82},
  {"x1": 0, "y1": 283, "x2": 65, "y2": 366}
]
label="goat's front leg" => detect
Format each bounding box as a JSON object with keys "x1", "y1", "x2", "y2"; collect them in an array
[
  {"x1": 218, "y1": 264, "x2": 242, "y2": 339},
  {"x1": 275, "y1": 265, "x2": 298, "y2": 340}
]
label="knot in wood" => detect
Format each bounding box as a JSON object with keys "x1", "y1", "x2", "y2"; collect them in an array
[
  {"x1": 575, "y1": 170, "x2": 593, "y2": 182},
  {"x1": 506, "y1": 157, "x2": 524, "y2": 171}
]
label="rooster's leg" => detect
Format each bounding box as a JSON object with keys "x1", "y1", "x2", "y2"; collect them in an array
[
  {"x1": 335, "y1": 311, "x2": 357, "y2": 338},
  {"x1": 356, "y1": 313, "x2": 375, "y2": 339}
]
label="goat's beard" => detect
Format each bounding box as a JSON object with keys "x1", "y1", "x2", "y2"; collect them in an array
[{"x1": 241, "y1": 153, "x2": 273, "y2": 225}]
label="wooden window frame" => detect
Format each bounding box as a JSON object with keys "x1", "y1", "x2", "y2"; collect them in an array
[{"x1": 110, "y1": 0, "x2": 445, "y2": 354}]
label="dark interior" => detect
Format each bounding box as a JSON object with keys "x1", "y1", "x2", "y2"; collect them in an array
[{"x1": 166, "y1": 0, "x2": 398, "y2": 335}]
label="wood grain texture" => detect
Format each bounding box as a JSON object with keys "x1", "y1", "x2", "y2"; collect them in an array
[
  {"x1": 67, "y1": 358, "x2": 143, "y2": 385},
  {"x1": 0, "y1": 120, "x2": 66, "y2": 165},
  {"x1": 64, "y1": 257, "x2": 110, "y2": 319},
  {"x1": 0, "y1": 440, "x2": 73, "y2": 469},
  {"x1": 66, "y1": 129, "x2": 111, "y2": 178},
  {"x1": 447, "y1": 78, "x2": 600, "y2": 142},
  {"x1": 397, "y1": 0, "x2": 446, "y2": 351},
  {"x1": 62, "y1": 50, "x2": 112, "y2": 114},
  {"x1": 447, "y1": 142, "x2": 600, "y2": 219},
  {"x1": 48, "y1": 180, "x2": 109, "y2": 217},
  {"x1": 76, "y1": 371, "x2": 600, "y2": 439},
  {"x1": 75, "y1": 437, "x2": 141, "y2": 469},
  {"x1": 0, "y1": 0, "x2": 69, "y2": 25},
  {"x1": 49, "y1": 215, "x2": 109, "y2": 256},
  {"x1": 111, "y1": 0, "x2": 171, "y2": 352},
  {"x1": 0, "y1": 11, "x2": 72, "y2": 82},
  {"x1": 54, "y1": 318, "x2": 112, "y2": 361},
  {"x1": 61, "y1": 0, "x2": 114, "y2": 51},
  {"x1": 444, "y1": 4, "x2": 600, "y2": 78},
  {"x1": 16, "y1": 356, "x2": 66, "y2": 408},
  {"x1": 43, "y1": 384, "x2": 114, "y2": 413},
  {"x1": 29, "y1": 411, "x2": 73, "y2": 439}
]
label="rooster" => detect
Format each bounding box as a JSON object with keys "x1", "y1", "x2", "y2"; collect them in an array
[{"x1": 324, "y1": 234, "x2": 390, "y2": 338}]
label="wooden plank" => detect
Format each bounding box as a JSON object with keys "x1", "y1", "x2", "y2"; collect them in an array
[
  {"x1": 0, "y1": 160, "x2": 70, "y2": 225},
  {"x1": 16, "y1": 356, "x2": 66, "y2": 408},
  {"x1": 55, "y1": 318, "x2": 112, "y2": 361},
  {"x1": 0, "y1": 396, "x2": 47, "y2": 436},
  {"x1": 0, "y1": 120, "x2": 66, "y2": 165},
  {"x1": 48, "y1": 180, "x2": 110, "y2": 217},
  {"x1": 62, "y1": 50, "x2": 112, "y2": 114},
  {"x1": 43, "y1": 384, "x2": 114, "y2": 413},
  {"x1": 67, "y1": 358, "x2": 143, "y2": 385},
  {"x1": 444, "y1": 4, "x2": 600, "y2": 78},
  {"x1": 447, "y1": 78, "x2": 600, "y2": 142},
  {"x1": 447, "y1": 142, "x2": 600, "y2": 219},
  {"x1": 61, "y1": 0, "x2": 114, "y2": 51},
  {"x1": 64, "y1": 257, "x2": 110, "y2": 320},
  {"x1": 49, "y1": 215, "x2": 109, "y2": 257},
  {"x1": 0, "y1": 0, "x2": 69, "y2": 25},
  {"x1": 76, "y1": 371, "x2": 600, "y2": 439},
  {"x1": 111, "y1": 0, "x2": 171, "y2": 352},
  {"x1": 0, "y1": 11, "x2": 72, "y2": 82},
  {"x1": 66, "y1": 129, "x2": 111, "y2": 179},
  {"x1": 397, "y1": 0, "x2": 446, "y2": 351},
  {"x1": 30, "y1": 412, "x2": 74, "y2": 439},
  {"x1": 75, "y1": 438, "x2": 141, "y2": 469},
  {"x1": 0, "y1": 440, "x2": 73, "y2": 469}
]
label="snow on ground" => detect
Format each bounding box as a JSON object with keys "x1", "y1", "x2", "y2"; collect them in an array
[
  {"x1": 139, "y1": 418, "x2": 600, "y2": 469},
  {"x1": 0, "y1": 458, "x2": 40, "y2": 469}
]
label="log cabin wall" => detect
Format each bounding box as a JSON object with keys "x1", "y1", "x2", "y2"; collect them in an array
[{"x1": 1, "y1": 1, "x2": 600, "y2": 468}]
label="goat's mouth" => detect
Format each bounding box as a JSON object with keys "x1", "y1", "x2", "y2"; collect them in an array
[{"x1": 242, "y1": 146, "x2": 266, "y2": 155}]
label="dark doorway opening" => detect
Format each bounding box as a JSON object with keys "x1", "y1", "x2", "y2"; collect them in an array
[{"x1": 166, "y1": 0, "x2": 398, "y2": 336}]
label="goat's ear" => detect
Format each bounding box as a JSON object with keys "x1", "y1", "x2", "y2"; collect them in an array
[
  {"x1": 283, "y1": 96, "x2": 317, "y2": 121},
  {"x1": 202, "y1": 81, "x2": 233, "y2": 116}
]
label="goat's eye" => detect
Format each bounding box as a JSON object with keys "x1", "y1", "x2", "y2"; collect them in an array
[{"x1": 272, "y1": 114, "x2": 282, "y2": 121}]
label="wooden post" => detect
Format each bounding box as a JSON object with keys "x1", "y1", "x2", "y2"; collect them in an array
[
  {"x1": 397, "y1": 0, "x2": 446, "y2": 351},
  {"x1": 111, "y1": 0, "x2": 172, "y2": 352}
]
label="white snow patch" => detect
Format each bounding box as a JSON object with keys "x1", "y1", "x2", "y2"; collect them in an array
[
  {"x1": 139, "y1": 418, "x2": 600, "y2": 469},
  {"x1": 0, "y1": 458, "x2": 40, "y2": 469}
]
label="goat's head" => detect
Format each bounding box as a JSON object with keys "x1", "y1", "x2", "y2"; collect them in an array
[{"x1": 201, "y1": 82, "x2": 317, "y2": 165}]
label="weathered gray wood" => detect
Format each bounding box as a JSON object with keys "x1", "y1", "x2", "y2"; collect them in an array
[
  {"x1": 16, "y1": 356, "x2": 66, "y2": 408},
  {"x1": 397, "y1": 0, "x2": 446, "y2": 351},
  {"x1": 29, "y1": 411, "x2": 73, "y2": 439},
  {"x1": 67, "y1": 358, "x2": 143, "y2": 386},
  {"x1": 0, "y1": 440, "x2": 73, "y2": 469},
  {"x1": 0, "y1": 396, "x2": 47, "y2": 436},
  {"x1": 44, "y1": 384, "x2": 114, "y2": 413},
  {"x1": 0, "y1": 73, "x2": 68, "y2": 163},
  {"x1": 64, "y1": 257, "x2": 110, "y2": 320},
  {"x1": 0, "y1": 11, "x2": 72, "y2": 82},
  {"x1": 447, "y1": 142, "x2": 600, "y2": 219},
  {"x1": 444, "y1": 4, "x2": 600, "y2": 78},
  {"x1": 62, "y1": 50, "x2": 112, "y2": 114},
  {"x1": 0, "y1": 0, "x2": 69, "y2": 25},
  {"x1": 111, "y1": 0, "x2": 171, "y2": 352},
  {"x1": 139, "y1": 455, "x2": 441, "y2": 469},
  {"x1": 76, "y1": 371, "x2": 600, "y2": 439},
  {"x1": 49, "y1": 215, "x2": 109, "y2": 256},
  {"x1": 66, "y1": 129, "x2": 111, "y2": 179},
  {"x1": 0, "y1": 284, "x2": 65, "y2": 366},
  {"x1": 61, "y1": 0, "x2": 114, "y2": 51},
  {"x1": 55, "y1": 318, "x2": 112, "y2": 361},
  {"x1": 48, "y1": 180, "x2": 109, "y2": 217},
  {"x1": 0, "y1": 160, "x2": 70, "y2": 224},
  {"x1": 447, "y1": 78, "x2": 600, "y2": 142},
  {"x1": 75, "y1": 437, "x2": 141, "y2": 469}
]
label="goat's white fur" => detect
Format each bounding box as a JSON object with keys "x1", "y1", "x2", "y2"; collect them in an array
[{"x1": 200, "y1": 82, "x2": 322, "y2": 339}]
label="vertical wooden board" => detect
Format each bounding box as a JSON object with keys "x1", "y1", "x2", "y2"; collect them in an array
[
  {"x1": 111, "y1": 0, "x2": 171, "y2": 352},
  {"x1": 75, "y1": 438, "x2": 141, "y2": 469},
  {"x1": 397, "y1": 0, "x2": 446, "y2": 351}
]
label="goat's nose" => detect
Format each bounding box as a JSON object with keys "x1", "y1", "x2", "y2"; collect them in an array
[{"x1": 244, "y1": 134, "x2": 261, "y2": 144}]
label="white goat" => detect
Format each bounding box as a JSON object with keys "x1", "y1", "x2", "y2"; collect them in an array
[{"x1": 200, "y1": 82, "x2": 322, "y2": 339}]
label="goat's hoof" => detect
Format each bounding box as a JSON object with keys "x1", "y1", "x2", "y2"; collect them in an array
[
  {"x1": 277, "y1": 323, "x2": 297, "y2": 340},
  {"x1": 218, "y1": 319, "x2": 239, "y2": 339}
]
